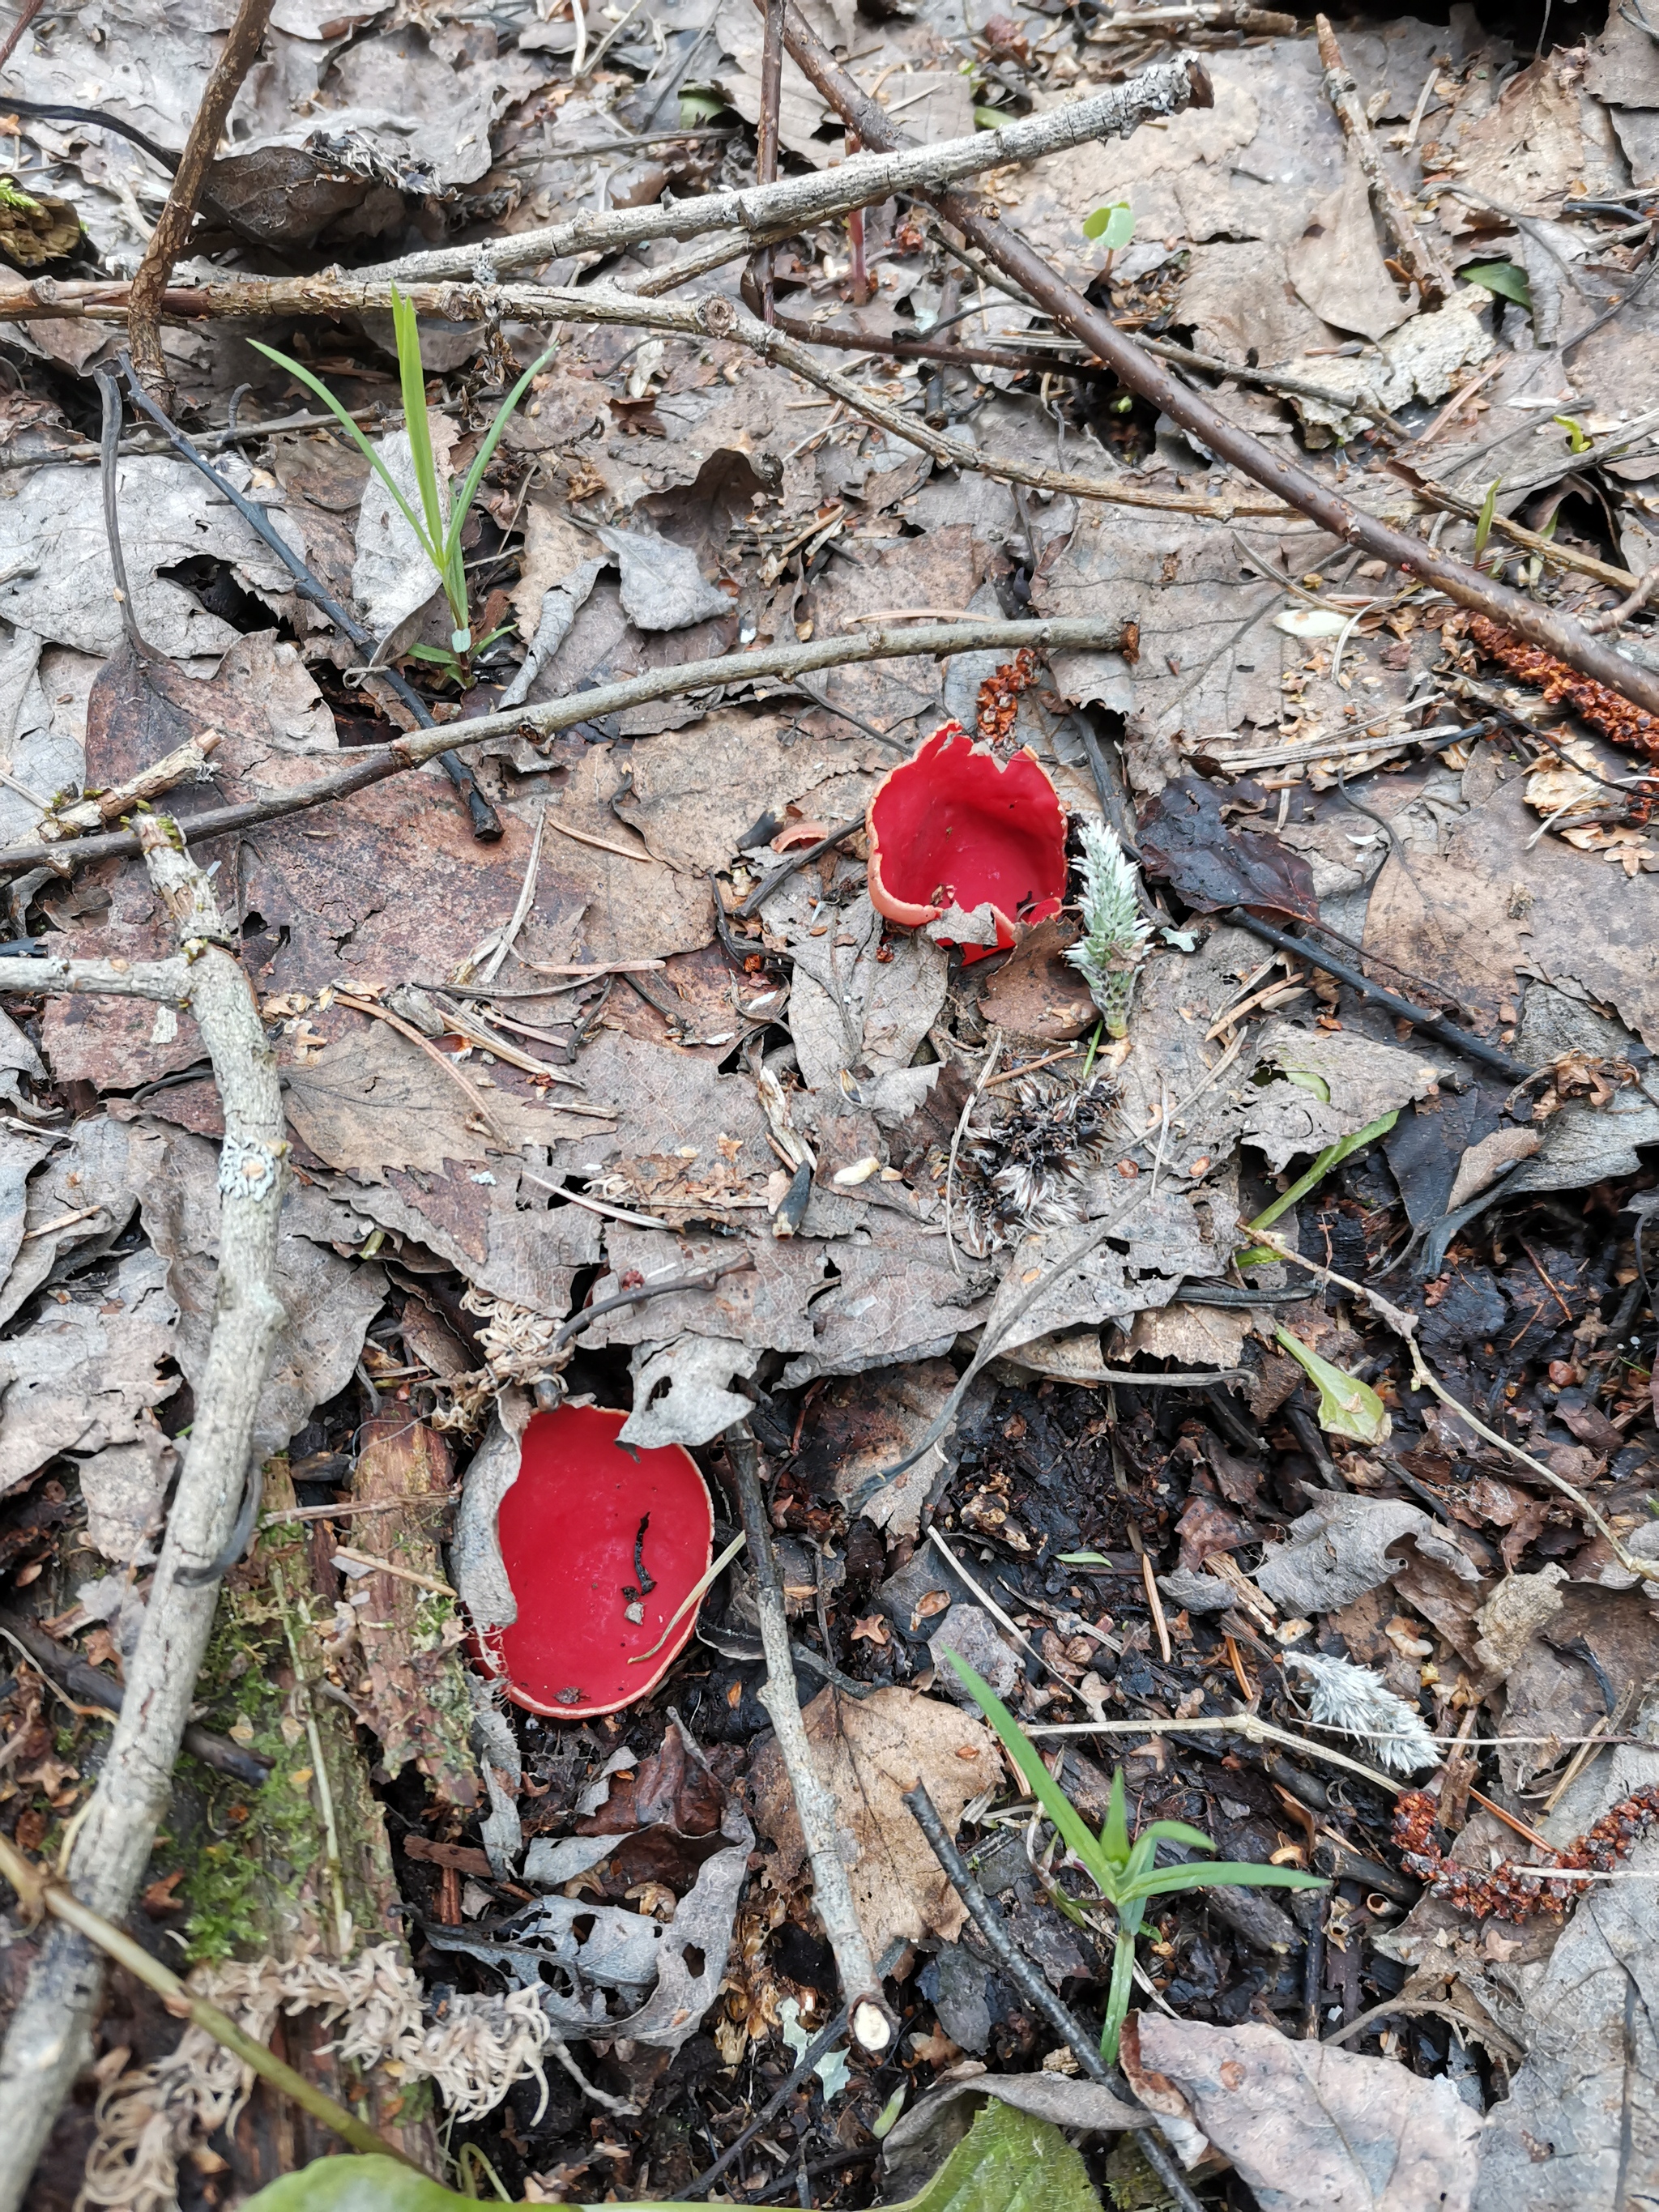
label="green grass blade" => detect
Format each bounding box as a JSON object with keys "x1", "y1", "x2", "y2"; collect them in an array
[
  {"x1": 1100, "y1": 1767, "x2": 1130, "y2": 1867},
  {"x1": 446, "y1": 339, "x2": 557, "y2": 565},
  {"x1": 1137, "y1": 1819, "x2": 1217, "y2": 1855},
  {"x1": 939, "y1": 1651, "x2": 1106, "y2": 1881},
  {"x1": 390, "y1": 288, "x2": 447, "y2": 557},
  {"x1": 1122, "y1": 1862, "x2": 1327, "y2": 1904},
  {"x1": 1241, "y1": 1110, "x2": 1397, "y2": 1241},
  {"x1": 245, "y1": 339, "x2": 432, "y2": 555},
  {"x1": 1102, "y1": 1929, "x2": 1136, "y2": 2068}
]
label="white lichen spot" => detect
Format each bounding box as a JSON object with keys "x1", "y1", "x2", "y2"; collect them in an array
[{"x1": 218, "y1": 1136, "x2": 280, "y2": 1204}]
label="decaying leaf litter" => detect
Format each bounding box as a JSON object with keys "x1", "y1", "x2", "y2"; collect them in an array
[{"x1": 0, "y1": 0, "x2": 1655, "y2": 2199}]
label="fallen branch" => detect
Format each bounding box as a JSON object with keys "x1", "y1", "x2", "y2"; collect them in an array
[
  {"x1": 0, "y1": 617, "x2": 1130, "y2": 879},
  {"x1": 0, "y1": 1610, "x2": 270, "y2": 1786},
  {"x1": 757, "y1": 0, "x2": 1659, "y2": 718},
  {"x1": 725, "y1": 1418, "x2": 895, "y2": 2055},
  {"x1": 19, "y1": 272, "x2": 1296, "y2": 522},
  {"x1": 1314, "y1": 15, "x2": 1456, "y2": 308},
  {"x1": 0, "y1": 1831, "x2": 423, "y2": 2173},
  {"x1": 0, "y1": 816, "x2": 288, "y2": 2212},
  {"x1": 125, "y1": 0, "x2": 275, "y2": 403},
  {"x1": 0, "y1": 62, "x2": 1205, "y2": 323}
]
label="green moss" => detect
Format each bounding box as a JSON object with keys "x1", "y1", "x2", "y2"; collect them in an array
[{"x1": 178, "y1": 1581, "x2": 325, "y2": 1963}]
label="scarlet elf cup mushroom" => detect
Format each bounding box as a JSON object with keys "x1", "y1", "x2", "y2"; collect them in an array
[
  {"x1": 478, "y1": 1404, "x2": 714, "y2": 1719},
  {"x1": 865, "y1": 719, "x2": 1068, "y2": 959}
]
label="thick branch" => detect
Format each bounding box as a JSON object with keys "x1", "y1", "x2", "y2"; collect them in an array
[
  {"x1": 125, "y1": 0, "x2": 275, "y2": 400},
  {"x1": 726, "y1": 1421, "x2": 894, "y2": 2055},
  {"x1": 0, "y1": 817, "x2": 287, "y2": 2212},
  {"x1": 0, "y1": 616, "x2": 1128, "y2": 878},
  {"x1": 757, "y1": 0, "x2": 1659, "y2": 718}
]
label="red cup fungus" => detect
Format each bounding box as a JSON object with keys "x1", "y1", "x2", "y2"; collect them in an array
[
  {"x1": 865, "y1": 720, "x2": 1068, "y2": 959},
  {"x1": 479, "y1": 1403, "x2": 713, "y2": 1719}
]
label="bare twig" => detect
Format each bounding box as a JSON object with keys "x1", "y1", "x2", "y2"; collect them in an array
[
  {"x1": 1221, "y1": 907, "x2": 1534, "y2": 1082},
  {"x1": 93, "y1": 369, "x2": 159, "y2": 665},
  {"x1": 1584, "y1": 564, "x2": 1659, "y2": 633},
  {"x1": 0, "y1": 1611, "x2": 268, "y2": 1785},
  {"x1": 0, "y1": 0, "x2": 48, "y2": 69},
  {"x1": 902, "y1": 1784, "x2": 1204, "y2": 2212},
  {"x1": 726, "y1": 1418, "x2": 895, "y2": 2054},
  {"x1": 757, "y1": 0, "x2": 1659, "y2": 717},
  {"x1": 0, "y1": 816, "x2": 288, "y2": 2212},
  {"x1": 0, "y1": 1831, "x2": 424, "y2": 2172},
  {"x1": 126, "y1": 0, "x2": 276, "y2": 403},
  {"x1": 1314, "y1": 15, "x2": 1456, "y2": 306},
  {"x1": 0, "y1": 619, "x2": 1128, "y2": 880}
]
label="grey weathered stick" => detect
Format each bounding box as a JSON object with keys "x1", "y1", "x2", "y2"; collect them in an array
[
  {"x1": 322, "y1": 60, "x2": 1206, "y2": 286},
  {"x1": 0, "y1": 816, "x2": 286, "y2": 2212},
  {"x1": 1315, "y1": 15, "x2": 1455, "y2": 308},
  {"x1": 0, "y1": 617, "x2": 1128, "y2": 879},
  {"x1": 902, "y1": 1782, "x2": 1204, "y2": 2212},
  {"x1": 125, "y1": 0, "x2": 276, "y2": 401},
  {"x1": 726, "y1": 1419, "x2": 894, "y2": 2054},
  {"x1": 0, "y1": 62, "x2": 1205, "y2": 318}
]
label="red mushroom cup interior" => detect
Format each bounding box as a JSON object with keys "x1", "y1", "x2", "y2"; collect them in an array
[
  {"x1": 483, "y1": 1404, "x2": 713, "y2": 1720},
  {"x1": 866, "y1": 721, "x2": 1068, "y2": 957}
]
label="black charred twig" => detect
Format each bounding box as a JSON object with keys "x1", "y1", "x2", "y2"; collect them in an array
[
  {"x1": 902, "y1": 1782, "x2": 1205, "y2": 2212},
  {"x1": 116, "y1": 361, "x2": 502, "y2": 842},
  {"x1": 1222, "y1": 907, "x2": 1534, "y2": 1082}
]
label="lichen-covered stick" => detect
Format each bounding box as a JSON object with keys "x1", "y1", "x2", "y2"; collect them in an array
[{"x1": 0, "y1": 816, "x2": 288, "y2": 2212}]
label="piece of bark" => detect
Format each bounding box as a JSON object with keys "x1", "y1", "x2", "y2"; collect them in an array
[{"x1": 347, "y1": 1417, "x2": 479, "y2": 1809}]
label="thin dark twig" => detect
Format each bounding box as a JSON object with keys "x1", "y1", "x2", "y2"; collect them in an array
[
  {"x1": 684, "y1": 1938, "x2": 909, "y2": 2199},
  {"x1": 115, "y1": 357, "x2": 503, "y2": 842},
  {"x1": 549, "y1": 1257, "x2": 755, "y2": 1353},
  {"x1": 0, "y1": 1609, "x2": 270, "y2": 1784},
  {"x1": 736, "y1": 815, "x2": 866, "y2": 917},
  {"x1": 902, "y1": 1783, "x2": 1204, "y2": 2212},
  {"x1": 0, "y1": 0, "x2": 49, "y2": 73},
  {"x1": 94, "y1": 369, "x2": 159, "y2": 664},
  {"x1": 1222, "y1": 908, "x2": 1534, "y2": 1082}
]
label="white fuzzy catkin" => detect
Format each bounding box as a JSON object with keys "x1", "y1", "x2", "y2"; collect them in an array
[
  {"x1": 1285, "y1": 1651, "x2": 1440, "y2": 1775},
  {"x1": 1065, "y1": 820, "x2": 1152, "y2": 1038}
]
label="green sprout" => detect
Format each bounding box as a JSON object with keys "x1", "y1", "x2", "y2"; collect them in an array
[
  {"x1": 249, "y1": 290, "x2": 554, "y2": 670},
  {"x1": 943, "y1": 1650, "x2": 1324, "y2": 2064},
  {"x1": 1082, "y1": 200, "x2": 1136, "y2": 250},
  {"x1": 1065, "y1": 818, "x2": 1152, "y2": 1040}
]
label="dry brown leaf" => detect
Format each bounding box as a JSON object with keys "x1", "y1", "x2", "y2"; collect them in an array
[
  {"x1": 1124, "y1": 2013, "x2": 1483, "y2": 2211},
  {"x1": 746, "y1": 1686, "x2": 997, "y2": 1954}
]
